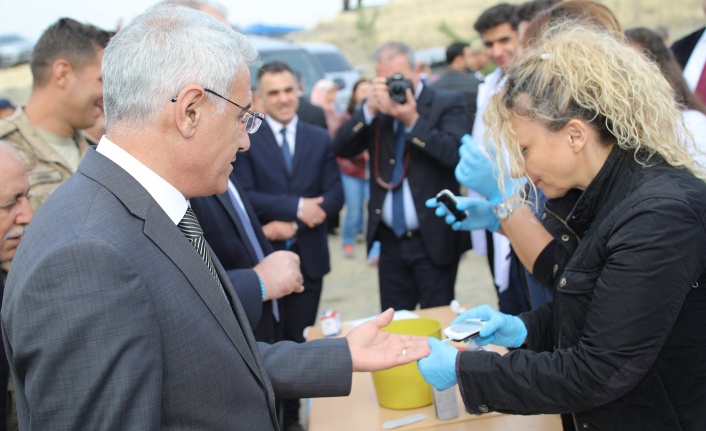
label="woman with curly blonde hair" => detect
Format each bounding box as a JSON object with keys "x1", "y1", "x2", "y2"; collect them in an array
[{"x1": 419, "y1": 24, "x2": 706, "y2": 431}]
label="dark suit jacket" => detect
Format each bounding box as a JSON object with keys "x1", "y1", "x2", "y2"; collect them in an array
[
  {"x1": 431, "y1": 70, "x2": 480, "y2": 133},
  {"x1": 333, "y1": 85, "x2": 471, "y2": 266},
  {"x1": 235, "y1": 119, "x2": 343, "y2": 280},
  {"x1": 1, "y1": 147, "x2": 351, "y2": 429},
  {"x1": 297, "y1": 97, "x2": 328, "y2": 130},
  {"x1": 672, "y1": 27, "x2": 705, "y2": 69},
  {"x1": 190, "y1": 175, "x2": 278, "y2": 342}
]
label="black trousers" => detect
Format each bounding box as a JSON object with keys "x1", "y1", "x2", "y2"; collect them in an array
[
  {"x1": 281, "y1": 274, "x2": 323, "y2": 426},
  {"x1": 377, "y1": 225, "x2": 459, "y2": 311}
]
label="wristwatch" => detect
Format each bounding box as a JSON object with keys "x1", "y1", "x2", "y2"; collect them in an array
[{"x1": 493, "y1": 198, "x2": 524, "y2": 220}]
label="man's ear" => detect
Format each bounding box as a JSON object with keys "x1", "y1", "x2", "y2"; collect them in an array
[
  {"x1": 52, "y1": 59, "x2": 73, "y2": 89},
  {"x1": 565, "y1": 119, "x2": 588, "y2": 154},
  {"x1": 173, "y1": 85, "x2": 207, "y2": 139}
]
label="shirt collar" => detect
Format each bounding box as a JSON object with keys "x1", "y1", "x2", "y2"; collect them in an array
[
  {"x1": 96, "y1": 136, "x2": 188, "y2": 225},
  {"x1": 265, "y1": 115, "x2": 298, "y2": 135}
]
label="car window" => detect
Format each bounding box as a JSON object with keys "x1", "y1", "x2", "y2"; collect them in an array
[
  {"x1": 313, "y1": 53, "x2": 352, "y2": 73},
  {"x1": 249, "y1": 49, "x2": 325, "y2": 97}
]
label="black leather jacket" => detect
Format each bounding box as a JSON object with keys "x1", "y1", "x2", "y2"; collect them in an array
[{"x1": 457, "y1": 148, "x2": 706, "y2": 430}]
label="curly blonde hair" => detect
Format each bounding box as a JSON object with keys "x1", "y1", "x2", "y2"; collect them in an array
[{"x1": 485, "y1": 22, "x2": 706, "y2": 198}]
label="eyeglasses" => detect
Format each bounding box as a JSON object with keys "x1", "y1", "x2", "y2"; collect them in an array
[
  {"x1": 204, "y1": 88, "x2": 264, "y2": 134},
  {"x1": 170, "y1": 89, "x2": 264, "y2": 134}
]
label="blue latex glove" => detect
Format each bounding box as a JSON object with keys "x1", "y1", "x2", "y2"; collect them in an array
[
  {"x1": 418, "y1": 337, "x2": 459, "y2": 391},
  {"x1": 452, "y1": 304, "x2": 527, "y2": 348},
  {"x1": 425, "y1": 196, "x2": 500, "y2": 232},
  {"x1": 455, "y1": 134, "x2": 522, "y2": 204}
]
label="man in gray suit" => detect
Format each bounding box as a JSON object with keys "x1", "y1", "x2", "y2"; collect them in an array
[{"x1": 1, "y1": 5, "x2": 429, "y2": 430}]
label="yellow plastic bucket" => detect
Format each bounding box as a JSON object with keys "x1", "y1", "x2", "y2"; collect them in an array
[{"x1": 371, "y1": 318, "x2": 441, "y2": 409}]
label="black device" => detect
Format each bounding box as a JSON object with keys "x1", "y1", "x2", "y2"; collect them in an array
[
  {"x1": 387, "y1": 73, "x2": 413, "y2": 104},
  {"x1": 435, "y1": 189, "x2": 468, "y2": 222}
]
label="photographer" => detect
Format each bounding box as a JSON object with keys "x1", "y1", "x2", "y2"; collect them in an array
[{"x1": 333, "y1": 41, "x2": 470, "y2": 312}]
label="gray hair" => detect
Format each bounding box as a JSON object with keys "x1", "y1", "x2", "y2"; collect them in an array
[
  {"x1": 373, "y1": 41, "x2": 415, "y2": 69},
  {"x1": 161, "y1": 0, "x2": 229, "y2": 18},
  {"x1": 102, "y1": 4, "x2": 257, "y2": 130}
]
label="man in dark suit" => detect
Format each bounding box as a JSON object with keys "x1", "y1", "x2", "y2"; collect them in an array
[
  {"x1": 333, "y1": 41, "x2": 470, "y2": 312},
  {"x1": 431, "y1": 41, "x2": 482, "y2": 132},
  {"x1": 0, "y1": 7, "x2": 428, "y2": 430},
  {"x1": 293, "y1": 71, "x2": 340, "y2": 236},
  {"x1": 234, "y1": 61, "x2": 343, "y2": 431},
  {"x1": 190, "y1": 174, "x2": 304, "y2": 343},
  {"x1": 292, "y1": 70, "x2": 328, "y2": 130},
  {"x1": 671, "y1": 1, "x2": 706, "y2": 103}
]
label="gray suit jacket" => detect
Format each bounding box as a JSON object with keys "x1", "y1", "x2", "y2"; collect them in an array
[{"x1": 1, "y1": 147, "x2": 352, "y2": 430}]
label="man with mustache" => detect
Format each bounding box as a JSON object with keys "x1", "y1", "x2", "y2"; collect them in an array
[{"x1": 0, "y1": 141, "x2": 33, "y2": 431}]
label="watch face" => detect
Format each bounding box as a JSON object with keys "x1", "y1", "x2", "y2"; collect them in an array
[{"x1": 494, "y1": 204, "x2": 510, "y2": 219}]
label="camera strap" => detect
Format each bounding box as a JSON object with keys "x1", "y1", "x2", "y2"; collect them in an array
[{"x1": 373, "y1": 120, "x2": 410, "y2": 191}]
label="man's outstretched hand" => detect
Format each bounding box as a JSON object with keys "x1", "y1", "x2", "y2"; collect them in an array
[{"x1": 347, "y1": 308, "x2": 431, "y2": 372}]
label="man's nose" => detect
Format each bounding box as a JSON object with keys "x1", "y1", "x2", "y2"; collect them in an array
[
  {"x1": 277, "y1": 92, "x2": 290, "y2": 104},
  {"x1": 240, "y1": 133, "x2": 251, "y2": 153},
  {"x1": 15, "y1": 196, "x2": 33, "y2": 226}
]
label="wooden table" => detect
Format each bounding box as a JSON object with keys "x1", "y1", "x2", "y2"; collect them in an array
[{"x1": 306, "y1": 306, "x2": 562, "y2": 430}]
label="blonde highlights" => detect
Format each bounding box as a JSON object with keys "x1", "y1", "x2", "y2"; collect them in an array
[{"x1": 485, "y1": 22, "x2": 705, "y2": 198}]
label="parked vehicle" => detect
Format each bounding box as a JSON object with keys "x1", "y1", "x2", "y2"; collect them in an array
[
  {"x1": 298, "y1": 42, "x2": 360, "y2": 112},
  {"x1": 0, "y1": 34, "x2": 34, "y2": 68},
  {"x1": 246, "y1": 35, "x2": 326, "y2": 100}
]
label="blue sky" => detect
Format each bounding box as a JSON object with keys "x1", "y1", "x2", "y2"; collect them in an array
[{"x1": 1, "y1": 0, "x2": 389, "y2": 41}]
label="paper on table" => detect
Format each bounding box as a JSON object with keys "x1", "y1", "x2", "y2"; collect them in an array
[{"x1": 349, "y1": 310, "x2": 420, "y2": 327}]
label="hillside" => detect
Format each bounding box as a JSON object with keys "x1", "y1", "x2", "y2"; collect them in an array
[
  {"x1": 289, "y1": 0, "x2": 705, "y2": 75},
  {"x1": 1, "y1": 0, "x2": 704, "y2": 103}
]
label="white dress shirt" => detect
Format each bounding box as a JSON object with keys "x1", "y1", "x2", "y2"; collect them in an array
[
  {"x1": 265, "y1": 115, "x2": 298, "y2": 157},
  {"x1": 683, "y1": 30, "x2": 706, "y2": 92},
  {"x1": 470, "y1": 67, "x2": 513, "y2": 293},
  {"x1": 96, "y1": 136, "x2": 188, "y2": 224}
]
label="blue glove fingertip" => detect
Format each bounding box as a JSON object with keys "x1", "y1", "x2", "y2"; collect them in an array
[
  {"x1": 460, "y1": 133, "x2": 475, "y2": 147},
  {"x1": 425, "y1": 197, "x2": 438, "y2": 208}
]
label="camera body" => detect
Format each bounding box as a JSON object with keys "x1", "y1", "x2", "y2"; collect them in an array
[{"x1": 386, "y1": 73, "x2": 413, "y2": 104}]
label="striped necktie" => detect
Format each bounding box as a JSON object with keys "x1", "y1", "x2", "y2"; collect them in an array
[{"x1": 178, "y1": 207, "x2": 229, "y2": 303}]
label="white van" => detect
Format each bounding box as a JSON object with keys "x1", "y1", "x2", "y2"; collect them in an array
[
  {"x1": 247, "y1": 35, "x2": 327, "y2": 99},
  {"x1": 298, "y1": 42, "x2": 361, "y2": 112}
]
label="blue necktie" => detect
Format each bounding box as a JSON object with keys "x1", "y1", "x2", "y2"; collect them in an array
[
  {"x1": 280, "y1": 127, "x2": 292, "y2": 173},
  {"x1": 227, "y1": 184, "x2": 279, "y2": 322},
  {"x1": 391, "y1": 121, "x2": 407, "y2": 237}
]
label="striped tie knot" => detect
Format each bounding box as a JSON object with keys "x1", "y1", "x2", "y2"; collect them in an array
[
  {"x1": 178, "y1": 206, "x2": 229, "y2": 304},
  {"x1": 178, "y1": 207, "x2": 204, "y2": 239}
]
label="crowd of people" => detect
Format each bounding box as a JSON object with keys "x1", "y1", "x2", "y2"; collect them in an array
[{"x1": 0, "y1": 0, "x2": 705, "y2": 430}]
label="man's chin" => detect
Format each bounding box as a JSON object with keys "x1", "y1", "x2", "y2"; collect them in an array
[{"x1": 0, "y1": 246, "x2": 16, "y2": 263}]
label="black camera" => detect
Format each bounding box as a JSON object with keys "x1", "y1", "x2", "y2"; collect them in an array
[{"x1": 387, "y1": 74, "x2": 413, "y2": 104}]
